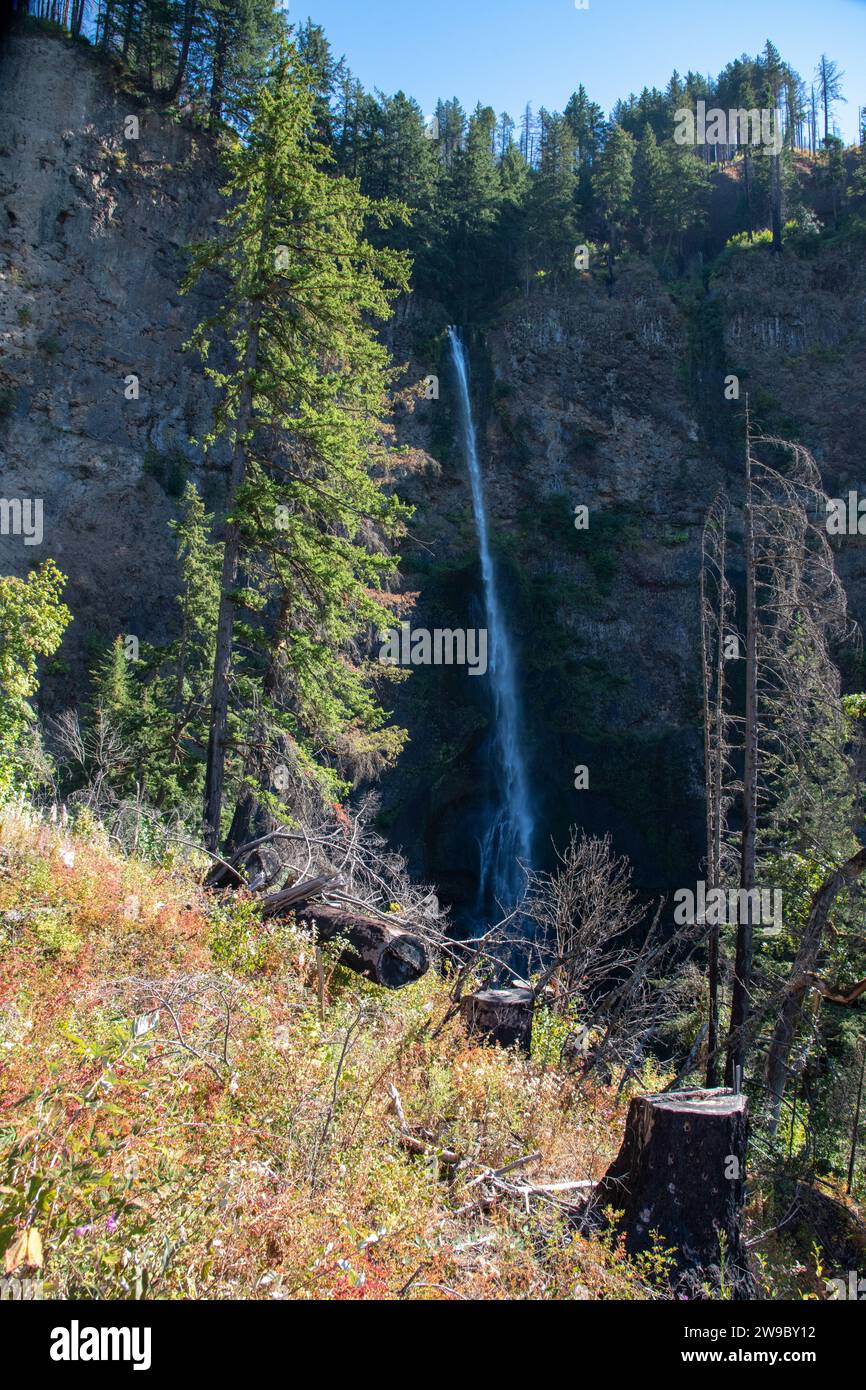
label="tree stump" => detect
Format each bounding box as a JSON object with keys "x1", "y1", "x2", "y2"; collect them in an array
[
  {"x1": 598, "y1": 1087, "x2": 753, "y2": 1296},
  {"x1": 460, "y1": 988, "x2": 534, "y2": 1053}
]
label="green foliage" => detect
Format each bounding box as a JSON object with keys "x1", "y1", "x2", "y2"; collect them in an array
[
  {"x1": 184, "y1": 40, "x2": 413, "y2": 810},
  {"x1": 633, "y1": 125, "x2": 665, "y2": 245},
  {"x1": 207, "y1": 893, "x2": 269, "y2": 973},
  {"x1": 725, "y1": 228, "x2": 774, "y2": 250},
  {"x1": 592, "y1": 122, "x2": 635, "y2": 268},
  {"x1": 65, "y1": 484, "x2": 220, "y2": 815},
  {"x1": 0, "y1": 560, "x2": 71, "y2": 800}
]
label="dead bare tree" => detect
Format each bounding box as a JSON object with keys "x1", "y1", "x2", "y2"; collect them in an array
[
  {"x1": 97, "y1": 972, "x2": 251, "y2": 1082},
  {"x1": 523, "y1": 831, "x2": 701, "y2": 1081},
  {"x1": 700, "y1": 493, "x2": 738, "y2": 1085},
  {"x1": 719, "y1": 414, "x2": 857, "y2": 1097},
  {"x1": 727, "y1": 404, "x2": 760, "y2": 1088}
]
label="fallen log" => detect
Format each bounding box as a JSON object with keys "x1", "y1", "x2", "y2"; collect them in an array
[
  {"x1": 791, "y1": 1181, "x2": 866, "y2": 1269},
  {"x1": 261, "y1": 873, "x2": 342, "y2": 917},
  {"x1": 460, "y1": 987, "x2": 534, "y2": 1053},
  {"x1": 291, "y1": 901, "x2": 429, "y2": 989},
  {"x1": 597, "y1": 1087, "x2": 753, "y2": 1297},
  {"x1": 205, "y1": 839, "x2": 284, "y2": 891}
]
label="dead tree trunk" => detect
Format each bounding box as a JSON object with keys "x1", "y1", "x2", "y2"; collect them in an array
[
  {"x1": 701, "y1": 496, "x2": 730, "y2": 1087},
  {"x1": 598, "y1": 1088, "x2": 753, "y2": 1295},
  {"x1": 726, "y1": 406, "x2": 758, "y2": 1088},
  {"x1": 460, "y1": 988, "x2": 534, "y2": 1053},
  {"x1": 292, "y1": 902, "x2": 429, "y2": 990}
]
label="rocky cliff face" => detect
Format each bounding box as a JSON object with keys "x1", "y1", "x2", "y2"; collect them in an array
[
  {"x1": 0, "y1": 32, "x2": 225, "y2": 687},
  {"x1": 3, "y1": 32, "x2": 865, "y2": 914},
  {"x1": 381, "y1": 247, "x2": 866, "y2": 909},
  {"x1": 381, "y1": 273, "x2": 719, "y2": 909}
]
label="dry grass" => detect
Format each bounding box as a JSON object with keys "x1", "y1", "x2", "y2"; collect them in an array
[
  {"x1": 1, "y1": 803, "x2": 823, "y2": 1301},
  {"x1": 0, "y1": 805, "x2": 671, "y2": 1299}
]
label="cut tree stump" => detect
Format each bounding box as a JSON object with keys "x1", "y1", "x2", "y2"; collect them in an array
[
  {"x1": 597, "y1": 1087, "x2": 753, "y2": 1295},
  {"x1": 460, "y1": 988, "x2": 534, "y2": 1053},
  {"x1": 292, "y1": 902, "x2": 429, "y2": 990}
]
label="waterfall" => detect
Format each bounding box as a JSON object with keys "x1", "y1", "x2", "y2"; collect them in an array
[{"x1": 447, "y1": 327, "x2": 534, "y2": 915}]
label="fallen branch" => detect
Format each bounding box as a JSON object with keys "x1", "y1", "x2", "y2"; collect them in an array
[
  {"x1": 398, "y1": 1133, "x2": 462, "y2": 1166},
  {"x1": 261, "y1": 873, "x2": 342, "y2": 917},
  {"x1": 805, "y1": 972, "x2": 866, "y2": 1006}
]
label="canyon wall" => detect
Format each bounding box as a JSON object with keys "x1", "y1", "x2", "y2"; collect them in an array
[{"x1": 3, "y1": 32, "x2": 865, "y2": 911}]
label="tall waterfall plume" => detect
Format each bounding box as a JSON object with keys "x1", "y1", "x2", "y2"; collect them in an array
[{"x1": 447, "y1": 326, "x2": 534, "y2": 916}]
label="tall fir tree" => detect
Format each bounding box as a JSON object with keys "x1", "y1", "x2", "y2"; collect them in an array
[
  {"x1": 183, "y1": 38, "x2": 412, "y2": 849},
  {"x1": 591, "y1": 122, "x2": 635, "y2": 285}
]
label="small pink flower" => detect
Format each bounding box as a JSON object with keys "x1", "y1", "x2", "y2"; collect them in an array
[{"x1": 105, "y1": 1215, "x2": 118, "y2": 1234}]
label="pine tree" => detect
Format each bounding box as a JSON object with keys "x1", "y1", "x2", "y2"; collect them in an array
[
  {"x1": 591, "y1": 122, "x2": 634, "y2": 285},
  {"x1": 633, "y1": 124, "x2": 665, "y2": 248},
  {"x1": 91, "y1": 635, "x2": 135, "y2": 724},
  {"x1": 523, "y1": 110, "x2": 578, "y2": 286},
  {"x1": 199, "y1": 0, "x2": 282, "y2": 127},
  {"x1": 658, "y1": 141, "x2": 709, "y2": 265},
  {"x1": 165, "y1": 482, "x2": 221, "y2": 772},
  {"x1": 183, "y1": 38, "x2": 412, "y2": 849},
  {"x1": 564, "y1": 85, "x2": 604, "y2": 214},
  {"x1": 443, "y1": 103, "x2": 503, "y2": 317}
]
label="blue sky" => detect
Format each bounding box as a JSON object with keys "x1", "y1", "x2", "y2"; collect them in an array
[{"x1": 289, "y1": 0, "x2": 865, "y2": 143}]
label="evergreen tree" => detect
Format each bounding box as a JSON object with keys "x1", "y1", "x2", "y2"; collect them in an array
[
  {"x1": 199, "y1": 0, "x2": 282, "y2": 126},
  {"x1": 495, "y1": 111, "x2": 515, "y2": 160},
  {"x1": 523, "y1": 109, "x2": 578, "y2": 285},
  {"x1": 658, "y1": 141, "x2": 710, "y2": 264},
  {"x1": 295, "y1": 18, "x2": 341, "y2": 142},
  {"x1": 633, "y1": 124, "x2": 665, "y2": 248},
  {"x1": 564, "y1": 85, "x2": 604, "y2": 213},
  {"x1": 75, "y1": 486, "x2": 219, "y2": 813},
  {"x1": 591, "y1": 122, "x2": 635, "y2": 284},
  {"x1": 163, "y1": 482, "x2": 221, "y2": 779},
  {"x1": 443, "y1": 103, "x2": 504, "y2": 317},
  {"x1": 183, "y1": 39, "x2": 412, "y2": 848},
  {"x1": 435, "y1": 96, "x2": 466, "y2": 168}
]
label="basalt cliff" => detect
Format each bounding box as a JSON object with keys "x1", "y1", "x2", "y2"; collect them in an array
[{"x1": 3, "y1": 31, "x2": 865, "y2": 914}]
